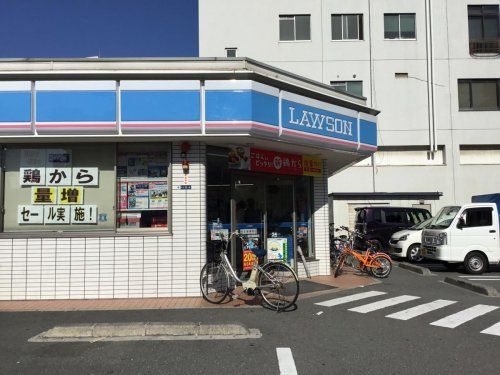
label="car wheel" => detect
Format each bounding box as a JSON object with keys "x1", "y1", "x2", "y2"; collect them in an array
[
  {"x1": 464, "y1": 252, "x2": 487, "y2": 275},
  {"x1": 406, "y1": 244, "x2": 423, "y2": 263}
]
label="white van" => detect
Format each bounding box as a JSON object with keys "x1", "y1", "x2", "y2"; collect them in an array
[{"x1": 421, "y1": 201, "x2": 500, "y2": 274}]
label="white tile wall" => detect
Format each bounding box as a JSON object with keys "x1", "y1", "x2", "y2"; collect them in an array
[
  {"x1": 0, "y1": 141, "x2": 207, "y2": 301},
  {"x1": 313, "y1": 160, "x2": 330, "y2": 276}
]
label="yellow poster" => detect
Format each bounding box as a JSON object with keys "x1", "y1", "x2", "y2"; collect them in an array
[
  {"x1": 31, "y1": 187, "x2": 56, "y2": 204},
  {"x1": 302, "y1": 156, "x2": 323, "y2": 177},
  {"x1": 58, "y1": 186, "x2": 84, "y2": 205}
]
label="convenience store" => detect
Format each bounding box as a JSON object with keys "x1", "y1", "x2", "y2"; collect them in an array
[{"x1": 0, "y1": 58, "x2": 378, "y2": 300}]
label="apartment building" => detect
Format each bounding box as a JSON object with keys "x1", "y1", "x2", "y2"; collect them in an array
[{"x1": 199, "y1": 0, "x2": 500, "y2": 227}]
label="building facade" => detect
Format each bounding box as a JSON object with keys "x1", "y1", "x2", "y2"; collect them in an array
[
  {"x1": 199, "y1": 0, "x2": 500, "y2": 227},
  {"x1": 0, "y1": 58, "x2": 377, "y2": 300}
]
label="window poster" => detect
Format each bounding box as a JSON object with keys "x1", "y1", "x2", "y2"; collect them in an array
[
  {"x1": 127, "y1": 182, "x2": 149, "y2": 209},
  {"x1": 46, "y1": 149, "x2": 72, "y2": 167},
  {"x1": 149, "y1": 182, "x2": 168, "y2": 209},
  {"x1": 127, "y1": 155, "x2": 149, "y2": 177},
  {"x1": 119, "y1": 183, "x2": 128, "y2": 209},
  {"x1": 18, "y1": 205, "x2": 44, "y2": 224},
  {"x1": 267, "y1": 238, "x2": 288, "y2": 261},
  {"x1": 17, "y1": 148, "x2": 99, "y2": 225},
  {"x1": 70, "y1": 205, "x2": 98, "y2": 224}
]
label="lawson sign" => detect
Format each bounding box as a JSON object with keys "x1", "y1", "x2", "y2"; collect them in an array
[{"x1": 282, "y1": 99, "x2": 358, "y2": 146}]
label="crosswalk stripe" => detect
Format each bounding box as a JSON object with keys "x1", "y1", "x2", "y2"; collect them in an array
[
  {"x1": 386, "y1": 299, "x2": 457, "y2": 321},
  {"x1": 349, "y1": 295, "x2": 420, "y2": 314},
  {"x1": 481, "y1": 322, "x2": 500, "y2": 337},
  {"x1": 430, "y1": 304, "x2": 499, "y2": 328},
  {"x1": 276, "y1": 348, "x2": 298, "y2": 375},
  {"x1": 458, "y1": 275, "x2": 499, "y2": 278},
  {"x1": 314, "y1": 291, "x2": 387, "y2": 307}
]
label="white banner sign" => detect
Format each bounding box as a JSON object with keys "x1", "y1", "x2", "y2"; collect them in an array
[
  {"x1": 70, "y1": 205, "x2": 98, "y2": 224},
  {"x1": 17, "y1": 205, "x2": 44, "y2": 224},
  {"x1": 72, "y1": 168, "x2": 99, "y2": 186},
  {"x1": 44, "y1": 206, "x2": 70, "y2": 224}
]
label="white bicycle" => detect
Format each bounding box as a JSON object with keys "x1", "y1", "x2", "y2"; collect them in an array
[{"x1": 200, "y1": 230, "x2": 300, "y2": 311}]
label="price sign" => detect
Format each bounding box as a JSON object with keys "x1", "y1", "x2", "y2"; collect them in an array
[{"x1": 242, "y1": 249, "x2": 256, "y2": 271}]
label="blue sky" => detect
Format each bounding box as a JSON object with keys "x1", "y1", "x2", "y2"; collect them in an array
[{"x1": 0, "y1": 0, "x2": 199, "y2": 58}]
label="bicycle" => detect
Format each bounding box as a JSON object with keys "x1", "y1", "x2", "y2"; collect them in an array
[
  {"x1": 200, "y1": 230, "x2": 300, "y2": 311},
  {"x1": 330, "y1": 224, "x2": 350, "y2": 267},
  {"x1": 333, "y1": 226, "x2": 392, "y2": 278}
]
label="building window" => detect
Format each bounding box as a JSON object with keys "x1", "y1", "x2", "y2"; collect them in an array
[
  {"x1": 225, "y1": 48, "x2": 237, "y2": 58},
  {"x1": 330, "y1": 81, "x2": 363, "y2": 97},
  {"x1": 3, "y1": 144, "x2": 115, "y2": 232},
  {"x1": 384, "y1": 13, "x2": 416, "y2": 39},
  {"x1": 279, "y1": 15, "x2": 311, "y2": 41},
  {"x1": 331, "y1": 14, "x2": 363, "y2": 40},
  {"x1": 468, "y1": 5, "x2": 500, "y2": 55},
  {"x1": 458, "y1": 79, "x2": 500, "y2": 111},
  {"x1": 116, "y1": 144, "x2": 170, "y2": 230}
]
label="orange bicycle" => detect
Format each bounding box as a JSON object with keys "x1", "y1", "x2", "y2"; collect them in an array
[{"x1": 333, "y1": 226, "x2": 392, "y2": 278}]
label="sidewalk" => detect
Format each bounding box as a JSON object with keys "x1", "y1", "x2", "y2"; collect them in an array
[{"x1": 0, "y1": 268, "x2": 377, "y2": 312}]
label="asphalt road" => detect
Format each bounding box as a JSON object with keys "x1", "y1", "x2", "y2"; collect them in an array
[
  {"x1": 1, "y1": 267, "x2": 499, "y2": 375},
  {"x1": 416, "y1": 260, "x2": 500, "y2": 290}
]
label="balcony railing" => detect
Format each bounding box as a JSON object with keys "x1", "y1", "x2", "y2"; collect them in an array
[{"x1": 469, "y1": 39, "x2": 500, "y2": 55}]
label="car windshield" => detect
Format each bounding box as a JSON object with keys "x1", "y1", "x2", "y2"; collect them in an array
[
  {"x1": 409, "y1": 217, "x2": 433, "y2": 230},
  {"x1": 427, "y1": 206, "x2": 461, "y2": 229}
]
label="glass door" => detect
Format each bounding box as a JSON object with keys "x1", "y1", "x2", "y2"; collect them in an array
[
  {"x1": 265, "y1": 177, "x2": 295, "y2": 267},
  {"x1": 232, "y1": 173, "x2": 265, "y2": 273}
]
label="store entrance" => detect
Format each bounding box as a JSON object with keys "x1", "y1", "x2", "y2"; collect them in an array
[{"x1": 232, "y1": 172, "x2": 295, "y2": 271}]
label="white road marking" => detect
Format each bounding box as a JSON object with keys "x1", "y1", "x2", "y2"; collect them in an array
[
  {"x1": 316, "y1": 311, "x2": 323, "y2": 316},
  {"x1": 467, "y1": 278, "x2": 500, "y2": 281},
  {"x1": 386, "y1": 299, "x2": 457, "y2": 320},
  {"x1": 315, "y1": 291, "x2": 387, "y2": 307},
  {"x1": 430, "y1": 304, "x2": 499, "y2": 328},
  {"x1": 276, "y1": 348, "x2": 298, "y2": 375},
  {"x1": 459, "y1": 275, "x2": 500, "y2": 278},
  {"x1": 481, "y1": 322, "x2": 500, "y2": 337},
  {"x1": 349, "y1": 295, "x2": 420, "y2": 314}
]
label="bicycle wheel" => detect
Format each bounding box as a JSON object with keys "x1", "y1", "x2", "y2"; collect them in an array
[
  {"x1": 334, "y1": 254, "x2": 345, "y2": 278},
  {"x1": 258, "y1": 262, "x2": 299, "y2": 311},
  {"x1": 369, "y1": 255, "x2": 392, "y2": 278},
  {"x1": 200, "y1": 262, "x2": 230, "y2": 303}
]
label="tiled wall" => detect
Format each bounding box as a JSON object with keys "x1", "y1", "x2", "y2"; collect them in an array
[
  {"x1": 0, "y1": 142, "x2": 206, "y2": 300},
  {"x1": 313, "y1": 160, "x2": 330, "y2": 276}
]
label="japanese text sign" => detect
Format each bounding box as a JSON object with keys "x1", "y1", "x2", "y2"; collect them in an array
[
  {"x1": 231, "y1": 147, "x2": 323, "y2": 177},
  {"x1": 58, "y1": 186, "x2": 84, "y2": 205},
  {"x1": 72, "y1": 167, "x2": 99, "y2": 186},
  {"x1": 31, "y1": 187, "x2": 57, "y2": 204}
]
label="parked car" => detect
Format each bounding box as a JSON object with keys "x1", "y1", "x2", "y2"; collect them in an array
[
  {"x1": 421, "y1": 194, "x2": 500, "y2": 274},
  {"x1": 354, "y1": 206, "x2": 432, "y2": 251},
  {"x1": 389, "y1": 217, "x2": 433, "y2": 262}
]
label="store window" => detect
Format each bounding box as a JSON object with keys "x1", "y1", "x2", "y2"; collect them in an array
[
  {"x1": 279, "y1": 15, "x2": 311, "y2": 41},
  {"x1": 3, "y1": 144, "x2": 115, "y2": 232},
  {"x1": 116, "y1": 144, "x2": 170, "y2": 230},
  {"x1": 384, "y1": 13, "x2": 416, "y2": 39}
]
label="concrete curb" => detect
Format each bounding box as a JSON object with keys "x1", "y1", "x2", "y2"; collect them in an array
[
  {"x1": 398, "y1": 262, "x2": 434, "y2": 276},
  {"x1": 29, "y1": 322, "x2": 262, "y2": 342},
  {"x1": 444, "y1": 277, "x2": 500, "y2": 297}
]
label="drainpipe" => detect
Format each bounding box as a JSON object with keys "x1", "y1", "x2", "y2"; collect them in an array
[{"x1": 425, "y1": 0, "x2": 437, "y2": 154}]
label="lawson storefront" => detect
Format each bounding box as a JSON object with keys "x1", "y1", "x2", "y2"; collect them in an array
[{"x1": 0, "y1": 58, "x2": 378, "y2": 301}]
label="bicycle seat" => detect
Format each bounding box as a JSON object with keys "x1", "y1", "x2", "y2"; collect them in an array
[{"x1": 249, "y1": 247, "x2": 267, "y2": 259}]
